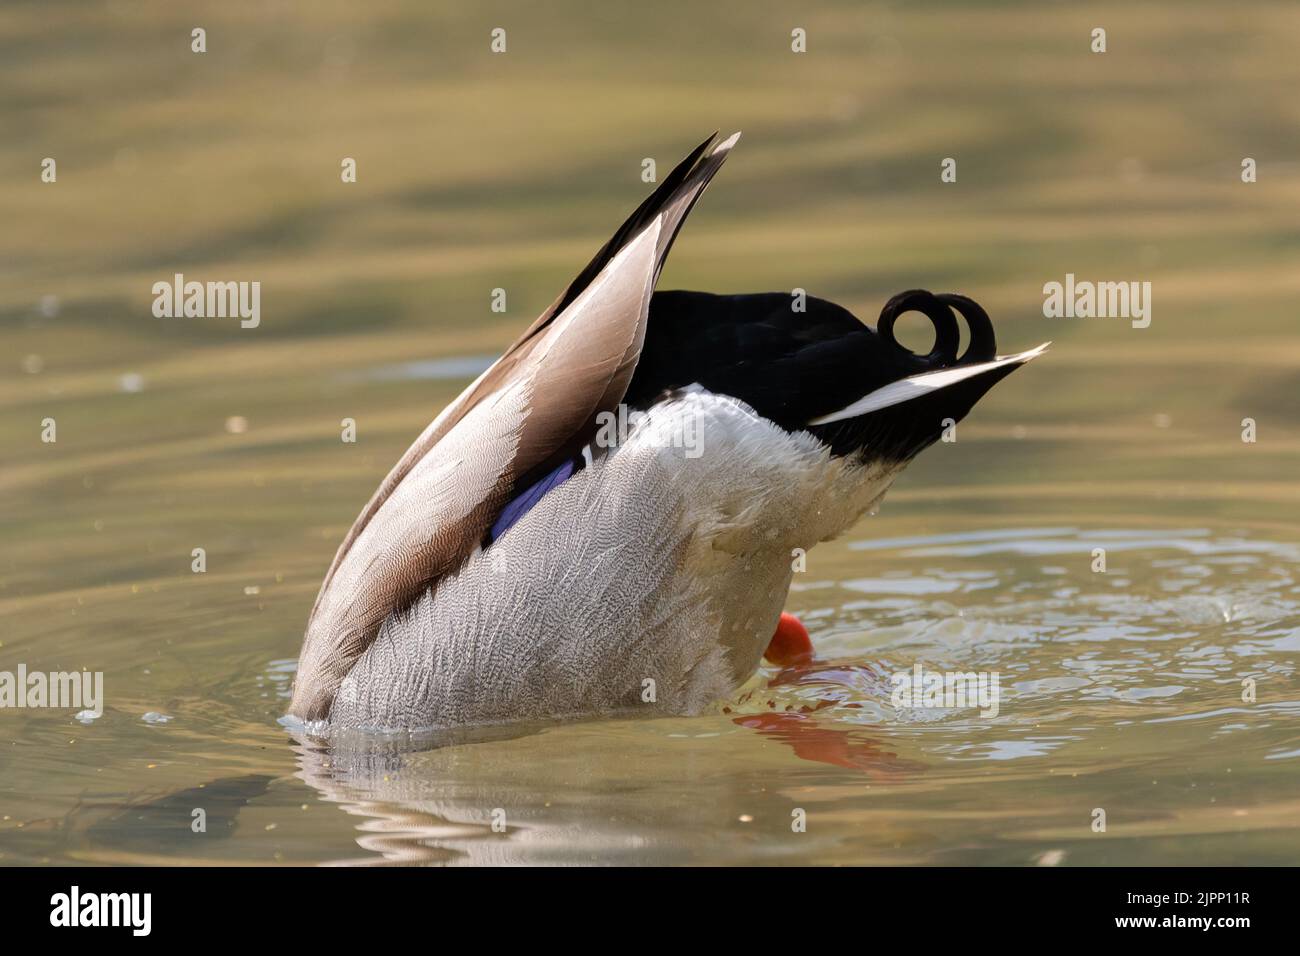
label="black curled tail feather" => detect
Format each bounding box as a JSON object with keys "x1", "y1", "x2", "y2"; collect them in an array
[
  {"x1": 877, "y1": 289, "x2": 997, "y2": 369},
  {"x1": 808, "y1": 288, "x2": 1009, "y2": 459}
]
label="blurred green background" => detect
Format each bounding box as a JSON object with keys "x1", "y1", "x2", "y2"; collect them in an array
[
  {"x1": 5, "y1": 1, "x2": 1299, "y2": 561},
  {"x1": 1, "y1": 1, "x2": 1298, "y2": 865}
]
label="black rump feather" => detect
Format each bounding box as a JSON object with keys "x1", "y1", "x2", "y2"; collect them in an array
[{"x1": 628, "y1": 288, "x2": 1001, "y2": 459}]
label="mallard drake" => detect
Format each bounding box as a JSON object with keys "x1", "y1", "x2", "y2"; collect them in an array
[{"x1": 289, "y1": 132, "x2": 1046, "y2": 731}]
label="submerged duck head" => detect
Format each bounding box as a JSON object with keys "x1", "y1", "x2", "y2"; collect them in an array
[{"x1": 289, "y1": 132, "x2": 1046, "y2": 731}]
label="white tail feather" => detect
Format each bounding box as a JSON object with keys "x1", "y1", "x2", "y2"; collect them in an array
[{"x1": 806, "y1": 342, "x2": 1051, "y2": 426}]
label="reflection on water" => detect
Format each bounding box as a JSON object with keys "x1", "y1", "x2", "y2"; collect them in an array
[
  {"x1": 8, "y1": 526, "x2": 1292, "y2": 865},
  {"x1": 85, "y1": 775, "x2": 274, "y2": 851},
  {"x1": 278, "y1": 527, "x2": 1298, "y2": 865}
]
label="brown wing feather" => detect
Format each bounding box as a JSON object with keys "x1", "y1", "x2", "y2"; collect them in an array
[{"x1": 291, "y1": 133, "x2": 740, "y2": 720}]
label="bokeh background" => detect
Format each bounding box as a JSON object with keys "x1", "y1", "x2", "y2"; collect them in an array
[{"x1": 1, "y1": 1, "x2": 1297, "y2": 865}]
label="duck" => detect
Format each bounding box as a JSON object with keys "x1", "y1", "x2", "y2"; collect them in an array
[{"x1": 288, "y1": 132, "x2": 1047, "y2": 732}]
